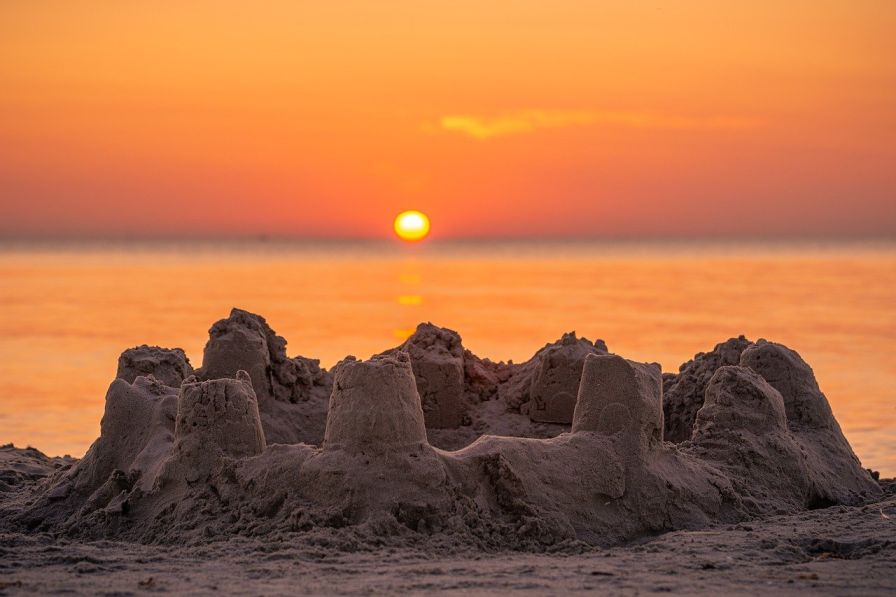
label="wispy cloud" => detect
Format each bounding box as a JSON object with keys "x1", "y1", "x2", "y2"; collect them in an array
[{"x1": 437, "y1": 110, "x2": 758, "y2": 139}]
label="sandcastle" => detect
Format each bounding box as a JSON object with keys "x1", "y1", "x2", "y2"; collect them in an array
[{"x1": 8, "y1": 308, "x2": 881, "y2": 549}]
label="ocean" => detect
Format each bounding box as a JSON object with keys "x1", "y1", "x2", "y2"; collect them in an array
[{"x1": 1, "y1": 239, "x2": 894, "y2": 475}]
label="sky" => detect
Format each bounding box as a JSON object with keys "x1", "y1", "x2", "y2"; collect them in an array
[{"x1": 1, "y1": 1, "x2": 894, "y2": 239}]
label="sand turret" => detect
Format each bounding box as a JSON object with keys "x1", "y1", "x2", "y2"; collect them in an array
[
  {"x1": 116, "y1": 345, "x2": 193, "y2": 388},
  {"x1": 196, "y1": 308, "x2": 334, "y2": 446},
  {"x1": 571, "y1": 353, "x2": 663, "y2": 447},
  {"x1": 498, "y1": 332, "x2": 608, "y2": 418},
  {"x1": 199, "y1": 308, "x2": 330, "y2": 405},
  {"x1": 172, "y1": 371, "x2": 266, "y2": 482},
  {"x1": 199, "y1": 310, "x2": 273, "y2": 400},
  {"x1": 525, "y1": 332, "x2": 608, "y2": 424},
  {"x1": 323, "y1": 352, "x2": 428, "y2": 453},
  {"x1": 397, "y1": 323, "x2": 467, "y2": 428}
]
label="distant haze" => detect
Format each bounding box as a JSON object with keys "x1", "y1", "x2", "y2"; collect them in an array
[{"x1": 1, "y1": 1, "x2": 894, "y2": 239}]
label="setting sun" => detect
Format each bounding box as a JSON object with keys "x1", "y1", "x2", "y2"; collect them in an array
[{"x1": 393, "y1": 210, "x2": 431, "y2": 242}]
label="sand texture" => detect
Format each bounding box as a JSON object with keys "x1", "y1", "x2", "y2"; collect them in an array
[{"x1": 1, "y1": 308, "x2": 892, "y2": 594}]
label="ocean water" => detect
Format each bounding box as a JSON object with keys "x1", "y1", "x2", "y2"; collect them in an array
[{"x1": 1, "y1": 239, "x2": 894, "y2": 476}]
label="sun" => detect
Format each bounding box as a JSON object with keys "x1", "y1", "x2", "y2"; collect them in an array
[{"x1": 393, "y1": 210, "x2": 431, "y2": 242}]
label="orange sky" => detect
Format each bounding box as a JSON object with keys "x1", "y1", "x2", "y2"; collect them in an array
[{"x1": 1, "y1": 1, "x2": 894, "y2": 239}]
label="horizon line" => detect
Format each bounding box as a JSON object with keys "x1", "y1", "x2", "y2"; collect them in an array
[{"x1": 2, "y1": 232, "x2": 895, "y2": 244}]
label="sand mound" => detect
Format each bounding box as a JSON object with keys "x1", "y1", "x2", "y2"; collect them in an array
[
  {"x1": 12, "y1": 375, "x2": 178, "y2": 531},
  {"x1": 740, "y1": 340, "x2": 874, "y2": 506},
  {"x1": 0, "y1": 310, "x2": 881, "y2": 550},
  {"x1": 662, "y1": 335, "x2": 752, "y2": 442},
  {"x1": 0, "y1": 445, "x2": 73, "y2": 495},
  {"x1": 689, "y1": 365, "x2": 811, "y2": 512},
  {"x1": 662, "y1": 336, "x2": 874, "y2": 507}
]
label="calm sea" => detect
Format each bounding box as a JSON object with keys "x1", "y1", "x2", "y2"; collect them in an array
[{"x1": 1, "y1": 239, "x2": 894, "y2": 476}]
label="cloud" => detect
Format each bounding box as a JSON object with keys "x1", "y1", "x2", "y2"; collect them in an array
[{"x1": 437, "y1": 110, "x2": 757, "y2": 139}]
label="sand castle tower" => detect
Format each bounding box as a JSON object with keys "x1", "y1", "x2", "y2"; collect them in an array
[
  {"x1": 199, "y1": 310, "x2": 273, "y2": 401},
  {"x1": 197, "y1": 309, "x2": 331, "y2": 411},
  {"x1": 300, "y1": 352, "x2": 449, "y2": 527},
  {"x1": 398, "y1": 323, "x2": 467, "y2": 429},
  {"x1": 116, "y1": 345, "x2": 193, "y2": 388},
  {"x1": 572, "y1": 354, "x2": 663, "y2": 448},
  {"x1": 526, "y1": 332, "x2": 608, "y2": 424},
  {"x1": 171, "y1": 371, "x2": 266, "y2": 482},
  {"x1": 323, "y1": 352, "x2": 429, "y2": 453}
]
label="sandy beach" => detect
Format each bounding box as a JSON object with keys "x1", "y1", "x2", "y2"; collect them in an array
[{"x1": 1, "y1": 483, "x2": 893, "y2": 595}]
